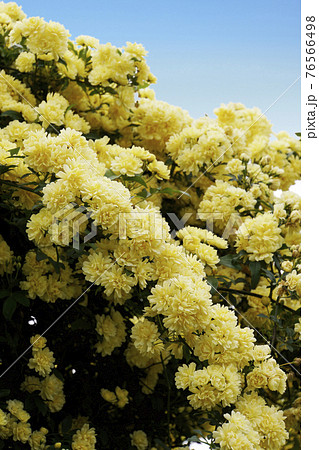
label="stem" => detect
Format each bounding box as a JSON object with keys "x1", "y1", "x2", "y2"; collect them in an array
[
  {"x1": 219, "y1": 287, "x2": 295, "y2": 313},
  {"x1": 271, "y1": 298, "x2": 279, "y2": 347},
  {"x1": 160, "y1": 352, "x2": 171, "y2": 447},
  {"x1": 0, "y1": 179, "x2": 42, "y2": 196},
  {"x1": 218, "y1": 287, "x2": 264, "y2": 298}
]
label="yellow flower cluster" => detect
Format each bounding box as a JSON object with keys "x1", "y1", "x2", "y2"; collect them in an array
[
  {"x1": 21, "y1": 373, "x2": 65, "y2": 413},
  {"x1": 94, "y1": 139, "x2": 170, "y2": 179},
  {"x1": 101, "y1": 386, "x2": 129, "y2": 408},
  {"x1": 0, "y1": 400, "x2": 48, "y2": 447},
  {"x1": 191, "y1": 304, "x2": 256, "y2": 369},
  {"x1": 131, "y1": 89, "x2": 192, "y2": 154},
  {"x1": 166, "y1": 117, "x2": 232, "y2": 176},
  {"x1": 214, "y1": 102, "x2": 272, "y2": 145},
  {"x1": 275, "y1": 191, "x2": 301, "y2": 246},
  {"x1": 235, "y1": 212, "x2": 284, "y2": 263},
  {"x1": 71, "y1": 424, "x2": 96, "y2": 450},
  {"x1": 95, "y1": 309, "x2": 126, "y2": 356},
  {"x1": 175, "y1": 362, "x2": 242, "y2": 410},
  {"x1": 148, "y1": 275, "x2": 213, "y2": 334},
  {"x1": 0, "y1": 69, "x2": 37, "y2": 122},
  {"x1": 284, "y1": 393, "x2": 301, "y2": 442},
  {"x1": 131, "y1": 317, "x2": 164, "y2": 357},
  {"x1": 294, "y1": 318, "x2": 301, "y2": 339},
  {"x1": 15, "y1": 51, "x2": 35, "y2": 72},
  {"x1": 9, "y1": 16, "x2": 69, "y2": 59},
  {"x1": 177, "y1": 226, "x2": 228, "y2": 249},
  {"x1": 89, "y1": 41, "x2": 154, "y2": 87},
  {"x1": 20, "y1": 250, "x2": 83, "y2": 303},
  {"x1": 267, "y1": 132, "x2": 301, "y2": 190},
  {"x1": 213, "y1": 392, "x2": 289, "y2": 449},
  {"x1": 198, "y1": 180, "x2": 256, "y2": 234},
  {"x1": 0, "y1": 234, "x2": 14, "y2": 275},
  {"x1": 130, "y1": 429, "x2": 148, "y2": 450},
  {"x1": 28, "y1": 334, "x2": 55, "y2": 377},
  {"x1": 177, "y1": 225, "x2": 227, "y2": 269},
  {"x1": 0, "y1": 400, "x2": 31, "y2": 444},
  {"x1": 0, "y1": 1, "x2": 25, "y2": 23},
  {"x1": 246, "y1": 357, "x2": 287, "y2": 394},
  {"x1": 36, "y1": 93, "x2": 90, "y2": 132}
]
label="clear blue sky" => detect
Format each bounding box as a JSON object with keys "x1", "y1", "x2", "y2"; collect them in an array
[{"x1": 17, "y1": 0, "x2": 300, "y2": 135}]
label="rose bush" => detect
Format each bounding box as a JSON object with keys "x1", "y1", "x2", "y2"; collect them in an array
[{"x1": 0, "y1": 2, "x2": 300, "y2": 449}]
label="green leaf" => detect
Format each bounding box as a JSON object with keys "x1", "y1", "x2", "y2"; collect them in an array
[
  {"x1": 286, "y1": 327, "x2": 294, "y2": 337},
  {"x1": 273, "y1": 253, "x2": 282, "y2": 273},
  {"x1": 2, "y1": 295, "x2": 17, "y2": 320},
  {"x1": 68, "y1": 41, "x2": 76, "y2": 53},
  {"x1": 261, "y1": 268, "x2": 276, "y2": 283},
  {"x1": 104, "y1": 169, "x2": 119, "y2": 180},
  {"x1": 7, "y1": 147, "x2": 20, "y2": 157},
  {"x1": 295, "y1": 132, "x2": 301, "y2": 137},
  {"x1": 257, "y1": 313, "x2": 269, "y2": 319},
  {"x1": 52, "y1": 368, "x2": 64, "y2": 382},
  {"x1": 51, "y1": 259, "x2": 65, "y2": 274},
  {"x1": 165, "y1": 157, "x2": 174, "y2": 165},
  {"x1": 0, "y1": 110, "x2": 24, "y2": 121},
  {"x1": 250, "y1": 261, "x2": 261, "y2": 289},
  {"x1": 34, "y1": 396, "x2": 48, "y2": 416},
  {"x1": 13, "y1": 292, "x2": 30, "y2": 307},
  {"x1": 0, "y1": 389, "x2": 10, "y2": 398},
  {"x1": 136, "y1": 188, "x2": 149, "y2": 199},
  {"x1": 188, "y1": 436, "x2": 202, "y2": 444},
  {"x1": 229, "y1": 293, "x2": 237, "y2": 304},
  {"x1": 61, "y1": 415, "x2": 73, "y2": 434},
  {"x1": 58, "y1": 57, "x2": 67, "y2": 67},
  {"x1": 103, "y1": 86, "x2": 117, "y2": 96},
  {"x1": 138, "y1": 82, "x2": 150, "y2": 90},
  {"x1": 160, "y1": 187, "x2": 190, "y2": 197},
  {"x1": 206, "y1": 276, "x2": 219, "y2": 290},
  {"x1": 36, "y1": 249, "x2": 48, "y2": 262},
  {"x1": 183, "y1": 344, "x2": 192, "y2": 364},
  {"x1": 0, "y1": 163, "x2": 17, "y2": 175},
  {"x1": 219, "y1": 254, "x2": 241, "y2": 270},
  {"x1": 150, "y1": 396, "x2": 164, "y2": 411},
  {"x1": 269, "y1": 314, "x2": 281, "y2": 324},
  {"x1": 122, "y1": 174, "x2": 147, "y2": 187},
  {"x1": 0, "y1": 290, "x2": 10, "y2": 299},
  {"x1": 36, "y1": 249, "x2": 65, "y2": 273},
  {"x1": 234, "y1": 277, "x2": 247, "y2": 285}
]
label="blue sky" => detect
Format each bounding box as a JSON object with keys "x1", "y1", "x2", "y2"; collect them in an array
[{"x1": 17, "y1": 0, "x2": 300, "y2": 135}]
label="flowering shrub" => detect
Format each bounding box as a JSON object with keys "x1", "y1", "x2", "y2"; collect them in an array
[{"x1": 0, "y1": 2, "x2": 301, "y2": 449}]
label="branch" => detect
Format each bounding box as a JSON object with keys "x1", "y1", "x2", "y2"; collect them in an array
[
  {"x1": 218, "y1": 287, "x2": 296, "y2": 313},
  {"x1": 0, "y1": 179, "x2": 42, "y2": 196}
]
